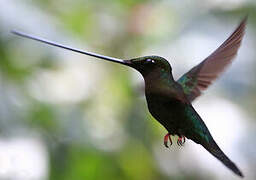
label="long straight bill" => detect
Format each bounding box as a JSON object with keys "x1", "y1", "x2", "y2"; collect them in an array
[{"x1": 11, "y1": 30, "x2": 127, "y2": 65}]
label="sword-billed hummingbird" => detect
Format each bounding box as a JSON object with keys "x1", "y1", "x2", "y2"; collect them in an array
[{"x1": 11, "y1": 17, "x2": 247, "y2": 177}]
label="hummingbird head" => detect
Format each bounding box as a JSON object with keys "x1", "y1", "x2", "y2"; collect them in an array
[{"x1": 125, "y1": 56, "x2": 172, "y2": 78}]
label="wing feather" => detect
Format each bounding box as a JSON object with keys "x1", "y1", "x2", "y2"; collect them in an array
[{"x1": 178, "y1": 17, "x2": 247, "y2": 101}]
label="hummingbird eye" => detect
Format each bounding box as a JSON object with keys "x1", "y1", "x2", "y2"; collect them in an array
[{"x1": 146, "y1": 59, "x2": 155, "y2": 64}]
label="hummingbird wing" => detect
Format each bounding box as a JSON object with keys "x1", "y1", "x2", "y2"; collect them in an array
[
  {"x1": 177, "y1": 17, "x2": 247, "y2": 101},
  {"x1": 183, "y1": 105, "x2": 243, "y2": 177}
]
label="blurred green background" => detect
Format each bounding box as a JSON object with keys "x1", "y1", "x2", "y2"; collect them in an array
[{"x1": 0, "y1": 0, "x2": 256, "y2": 179}]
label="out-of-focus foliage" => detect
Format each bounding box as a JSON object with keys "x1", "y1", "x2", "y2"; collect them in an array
[{"x1": 0, "y1": 0, "x2": 256, "y2": 180}]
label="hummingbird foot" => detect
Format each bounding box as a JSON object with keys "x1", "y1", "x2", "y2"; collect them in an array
[
  {"x1": 177, "y1": 136, "x2": 186, "y2": 146},
  {"x1": 164, "y1": 133, "x2": 172, "y2": 148}
]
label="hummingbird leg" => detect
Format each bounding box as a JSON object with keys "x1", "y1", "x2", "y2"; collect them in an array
[
  {"x1": 169, "y1": 135, "x2": 173, "y2": 146},
  {"x1": 177, "y1": 135, "x2": 186, "y2": 146},
  {"x1": 164, "y1": 133, "x2": 172, "y2": 148}
]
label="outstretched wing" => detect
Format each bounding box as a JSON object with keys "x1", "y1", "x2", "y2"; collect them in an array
[{"x1": 178, "y1": 17, "x2": 247, "y2": 101}]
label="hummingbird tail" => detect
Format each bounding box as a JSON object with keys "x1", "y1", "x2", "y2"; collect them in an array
[
  {"x1": 185, "y1": 105, "x2": 243, "y2": 177},
  {"x1": 203, "y1": 140, "x2": 244, "y2": 178}
]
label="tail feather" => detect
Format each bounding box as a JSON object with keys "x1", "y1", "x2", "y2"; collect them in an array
[
  {"x1": 185, "y1": 105, "x2": 243, "y2": 177},
  {"x1": 202, "y1": 140, "x2": 244, "y2": 178}
]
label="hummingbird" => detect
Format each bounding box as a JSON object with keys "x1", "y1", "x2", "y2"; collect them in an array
[{"x1": 11, "y1": 17, "x2": 247, "y2": 177}]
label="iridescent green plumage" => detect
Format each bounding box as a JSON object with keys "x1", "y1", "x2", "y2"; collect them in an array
[
  {"x1": 137, "y1": 56, "x2": 243, "y2": 177},
  {"x1": 11, "y1": 17, "x2": 247, "y2": 178}
]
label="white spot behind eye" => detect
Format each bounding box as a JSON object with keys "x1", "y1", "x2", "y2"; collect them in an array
[{"x1": 146, "y1": 59, "x2": 155, "y2": 63}]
